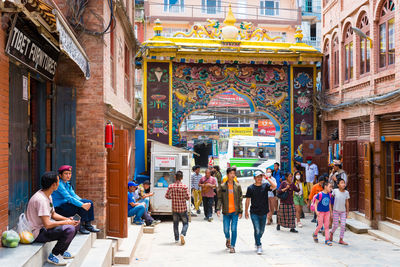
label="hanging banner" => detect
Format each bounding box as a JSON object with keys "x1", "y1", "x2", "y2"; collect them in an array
[
  {"x1": 257, "y1": 119, "x2": 276, "y2": 136},
  {"x1": 146, "y1": 62, "x2": 170, "y2": 144}
]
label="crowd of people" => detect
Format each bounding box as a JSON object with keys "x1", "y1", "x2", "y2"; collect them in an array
[
  {"x1": 23, "y1": 157, "x2": 349, "y2": 265},
  {"x1": 166, "y1": 156, "x2": 350, "y2": 255}
]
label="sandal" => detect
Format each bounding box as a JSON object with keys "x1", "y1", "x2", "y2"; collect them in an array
[
  {"x1": 325, "y1": 240, "x2": 333, "y2": 246},
  {"x1": 339, "y1": 240, "x2": 348, "y2": 246},
  {"x1": 329, "y1": 232, "x2": 333, "y2": 242},
  {"x1": 312, "y1": 233, "x2": 318, "y2": 243}
]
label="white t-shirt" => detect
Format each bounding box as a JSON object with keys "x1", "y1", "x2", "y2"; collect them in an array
[
  {"x1": 26, "y1": 190, "x2": 54, "y2": 238},
  {"x1": 301, "y1": 163, "x2": 319, "y2": 183},
  {"x1": 332, "y1": 188, "x2": 350, "y2": 212},
  {"x1": 265, "y1": 176, "x2": 276, "y2": 198}
]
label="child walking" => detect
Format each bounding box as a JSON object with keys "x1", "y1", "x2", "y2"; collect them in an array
[
  {"x1": 312, "y1": 181, "x2": 333, "y2": 246},
  {"x1": 329, "y1": 178, "x2": 350, "y2": 245}
]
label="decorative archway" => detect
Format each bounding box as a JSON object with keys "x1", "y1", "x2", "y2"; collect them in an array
[{"x1": 138, "y1": 7, "x2": 322, "y2": 172}]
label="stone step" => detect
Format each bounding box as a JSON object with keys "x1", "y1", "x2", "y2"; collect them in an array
[
  {"x1": 81, "y1": 239, "x2": 113, "y2": 267},
  {"x1": 113, "y1": 225, "x2": 143, "y2": 265},
  {"x1": 42, "y1": 232, "x2": 96, "y2": 267},
  {"x1": 346, "y1": 218, "x2": 371, "y2": 234},
  {"x1": 378, "y1": 221, "x2": 400, "y2": 240},
  {"x1": 348, "y1": 211, "x2": 371, "y2": 226},
  {"x1": 368, "y1": 229, "x2": 400, "y2": 247},
  {"x1": 0, "y1": 232, "x2": 95, "y2": 267}
]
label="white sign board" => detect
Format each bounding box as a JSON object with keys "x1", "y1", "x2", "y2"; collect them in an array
[
  {"x1": 154, "y1": 156, "x2": 175, "y2": 168},
  {"x1": 22, "y1": 75, "x2": 28, "y2": 100}
]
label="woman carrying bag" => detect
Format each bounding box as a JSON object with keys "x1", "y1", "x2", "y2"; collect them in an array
[{"x1": 276, "y1": 173, "x2": 300, "y2": 233}]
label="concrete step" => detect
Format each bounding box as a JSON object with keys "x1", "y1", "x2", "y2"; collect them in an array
[
  {"x1": 42, "y1": 232, "x2": 96, "y2": 267},
  {"x1": 113, "y1": 225, "x2": 143, "y2": 265},
  {"x1": 81, "y1": 239, "x2": 113, "y2": 267},
  {"x1": 0, "y1": 232, "x2": 95, "y2": 267},
  {"x1": 368, "y1": 229, "x2": 400, "y2": 247},
  {"x1": 349, "y1": 211, "x2": 371, "y2": 226},
  {"x1": 378, "y1": 221, "x2": 400, "y2": 240},
  {"x1": 346, "y1": 218, "x2": 371, "y2": 234}
]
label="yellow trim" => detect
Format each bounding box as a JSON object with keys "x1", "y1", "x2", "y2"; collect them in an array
[
  {"x1": 290, "y1": 66, "x2": 294, "y2": 172},
  {"x1": 143, "y1": 59, "x2": 148, "y2": 170},
  {"x1": 169, "y1": 61, "x2": 173, "y2": 145}
]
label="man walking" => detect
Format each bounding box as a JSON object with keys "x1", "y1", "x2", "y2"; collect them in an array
[
  {"x1": 295, "y1": 156, "x2": 319, "y2": 193},
  {"x1": 165, "y1": 171, "x2": 190, "y2": 245},
  {"x1": 272, "y1": 162, "x2": 284, "y2": 189},
  {"x1": 199, "y1": 169, "x2": 217, "y2": 222},
  {"x1": 329, "y1": 159, "x2": 348, "y2": 188},
  {"x1": 191, "y1": 166, "x2": 203, "y2": 214},
  {"x1": 245, "y1": 171, "x2": 276, "y2": 255}
]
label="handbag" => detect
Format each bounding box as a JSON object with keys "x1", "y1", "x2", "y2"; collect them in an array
[{"x1": 277, "y1": 190, "x2": 289, "y2": 200}]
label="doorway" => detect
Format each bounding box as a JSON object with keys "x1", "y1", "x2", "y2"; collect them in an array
[
  {"x1": 8, "y1": 63, "x2": 46, "y2": 227},
  {"x1": 194, "y1": 141, "x2": 212, "y2": 167},
  {"x1": 384, "y1": 142, "x2": 400, "y2": 222}
]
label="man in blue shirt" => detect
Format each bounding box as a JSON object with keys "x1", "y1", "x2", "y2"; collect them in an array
[
  {"x1": 128, "y1": 181, "x2": 146, "y2": 225},
  {"x1": 52, "y1": 165, "x2": 100, "y2": 234},
  {"x1": 272, "y1": 162, "x2": 284, "y2": 189}
]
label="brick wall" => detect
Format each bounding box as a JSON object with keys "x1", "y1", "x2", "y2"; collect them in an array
[
  {"x1": 321, "y1": 0, "x2": 400, "y2": 223},
  {"x1": 0, "y1": 25, "x2": 9, "y2": 233}
]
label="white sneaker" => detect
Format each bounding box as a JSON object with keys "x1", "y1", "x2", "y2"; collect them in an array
[
  {"x1": 298, "y1": 222, "x2": 303, "y2": 228},
  {"x1": 257, "y1": 246, "x2": 263, "y2": 255}
]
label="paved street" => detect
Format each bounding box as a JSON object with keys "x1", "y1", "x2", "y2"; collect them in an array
[{"x1": 132, "y1": 213, "x2": 399, "y2": 267}]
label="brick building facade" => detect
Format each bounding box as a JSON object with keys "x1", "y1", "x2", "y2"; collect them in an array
[
  {"x1": 1, "y1": 0, "x2": 136, "y2": 238},
  {"x1": 321, "y1": 0, "x2": 400, "y2": 225}
]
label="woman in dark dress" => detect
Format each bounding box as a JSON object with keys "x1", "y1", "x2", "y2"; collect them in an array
[{"x1": 276, "y1": 172, "x2": 300, "y2": 233}]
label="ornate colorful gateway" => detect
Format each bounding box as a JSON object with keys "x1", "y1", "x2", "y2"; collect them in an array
[{"x1": 136, "y1": 7, "x2": 322, "y2": 172}]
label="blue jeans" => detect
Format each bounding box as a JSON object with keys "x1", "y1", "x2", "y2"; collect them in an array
[
  {"x1": 223, "y1": 213, "x2": 239, "y2": 247},
  {"x1": 128, "y1": 205, "x2": 145, "y2": 222},
  {"x1": 173, "y1": 212, "x2": 189, "y2": 241},
  {"x1": 139, "y1": 198, "x2": 150, "y2": 213},
  {"x1": 250, "y1": 214, "x2": 267, "y2": 246}
]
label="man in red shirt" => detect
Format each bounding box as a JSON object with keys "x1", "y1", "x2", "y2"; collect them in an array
[
  {"x1": 165, "y1": 171, "x2": 190, "y2": 245},
  {"x1": 199, "y1": 169, "x2": 217, "y2": 222}
]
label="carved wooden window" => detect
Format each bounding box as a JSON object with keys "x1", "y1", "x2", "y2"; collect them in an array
[
  {"x1": 379, "y1": 0, "x2": 395, "y2": 68},
  {"x1": 344, "y1": 25, "x2": 353, "y2": 81},
  {"x1": 358, "y1": 13, "x2": 370, "y2": 75},
  {"x1": 323, "y1": 42, "x2": 330, "y2": 90},
  {"x1": 333, "y1": 36, "x2": 339, "y2": 86}
]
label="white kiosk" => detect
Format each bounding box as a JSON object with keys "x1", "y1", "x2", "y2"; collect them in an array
[{"x1": 149, "y1": 141, "x2": 192, "y2": 215}]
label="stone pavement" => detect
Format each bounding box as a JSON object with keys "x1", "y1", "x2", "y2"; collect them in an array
[{"x1": 130, "y1": 214, "x2": 399, "y2": 267}]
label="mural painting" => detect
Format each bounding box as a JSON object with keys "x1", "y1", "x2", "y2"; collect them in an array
[
  {"x1": 171, "y1": 63, "x2": 291, "y2": 171},
  {"x1": 293, "y1": 67, "x2": 315, "y2": 162},
  {"x1": 146, "y1": 62, "x2": 170, "y2": 143}
]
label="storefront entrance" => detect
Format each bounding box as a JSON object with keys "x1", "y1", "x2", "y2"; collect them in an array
[{"x1": 384, "y1": 142, "x2": 400, "y2": 222}]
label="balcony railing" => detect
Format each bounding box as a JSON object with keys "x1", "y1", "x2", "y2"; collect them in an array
[
  {"x1": 144, "y1": 2, "x2": 301, "y2": 25},
  {"x1": 303, "y1": 37, "x2": 321, "y2": 50}
]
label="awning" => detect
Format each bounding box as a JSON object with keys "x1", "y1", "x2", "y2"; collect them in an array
[{"x1": 53, "y1": 9, "x2": 90, "y2": 79}]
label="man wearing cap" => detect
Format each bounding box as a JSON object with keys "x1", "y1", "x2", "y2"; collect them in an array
[
  {"x1": 52, "y1": 165, "x2": 100, "y2": 234},
  {"x1": 130, "y1": 181, "x2": 161, "y2": 226},
  {"x1": 295, "y1": 156, "x2": 319, "y2": 194},
  {"x1": 244, "y1": 170, "x2": 276, "y2": 255},
  {"x1": 128, "y1": 181, "x2": 146, "y2": 225},
  {"x1": 329, "y1": 159, "x2": 348, "y2": 188}
]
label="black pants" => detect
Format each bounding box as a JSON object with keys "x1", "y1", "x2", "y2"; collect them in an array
[
  {"x1": 55, "y1": 199, "x2": 94, "y2": 222},
  {"x1": 202, "y1": 197, "x2": 214, "y2": 219},
  {"x1": 35, "y1": 225, "x2": 79, "y2": 255},
  {"x1": 213, "y1": 189, "x2": 218, "y2": 211}
]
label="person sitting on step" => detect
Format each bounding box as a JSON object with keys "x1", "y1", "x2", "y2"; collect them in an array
[
  {"x1": 26, "y1": 171, "x2": 80, "y2": 266},
  {"x1": 52, "y1": 165, "x2": 100, "y2": 234}
]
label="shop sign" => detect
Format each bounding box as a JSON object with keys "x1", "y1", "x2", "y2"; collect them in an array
[
  {"x1": 187, "y1": 120, "x2": 219, "y2": 132},
  {"x1": 6, "y1": 21, "x2": 59, "y2": 80},
  {"x1": 257, "y1": 119, "x2": 276, "y2": 136},
  {"x1": 229, "y1": 127, "x2": 253, "y2": 137},
  {"x1": 155, "y1": 156, "x2": 175, "y2": 168}
]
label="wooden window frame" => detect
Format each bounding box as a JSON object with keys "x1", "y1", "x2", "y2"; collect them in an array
[
  {"x1": 323, "y1": 41, "x2": 330, "y2": 90},
  {"x1": 333, "y1": 36, "x2": 339, "y2": 87},
  {"x1": 378, "y1": 0, "x2": 395, "y2": 70},
  {"x1": 124, "y1": 43, "x2": 131, "y2": 103},
  {"x1": 343, "y1": 25, "x2": 353, "y2": 83},
  {"x1": 358, "y1": 13, "x2": 370, "y2": 76}
]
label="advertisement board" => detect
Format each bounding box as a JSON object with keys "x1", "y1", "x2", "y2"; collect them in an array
[
  {"x1": 187, "y1": 120, "x2": 219, "y2": 132},
  {"x1": 154, "y1": 156, "x2": 176, "y2": 168},
  {"x1": 257, "y1": 119, "x2": 276, "y2": 136}
]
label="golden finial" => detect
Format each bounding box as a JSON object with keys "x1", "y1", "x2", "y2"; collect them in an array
[
  {"x1": 153, "y1": 19, "x2": 163, "y2": 36},
  {"x1": 294, "y1": 26, "x2": 303, "y2": 43},
  {"x1": 224, "y1": 4, "x2": 236, "y2": 26}
]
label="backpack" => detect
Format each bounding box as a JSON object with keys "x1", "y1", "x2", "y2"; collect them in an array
[{"x1": 310, "y1": 192, "x2": 333, "y2": 212}]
